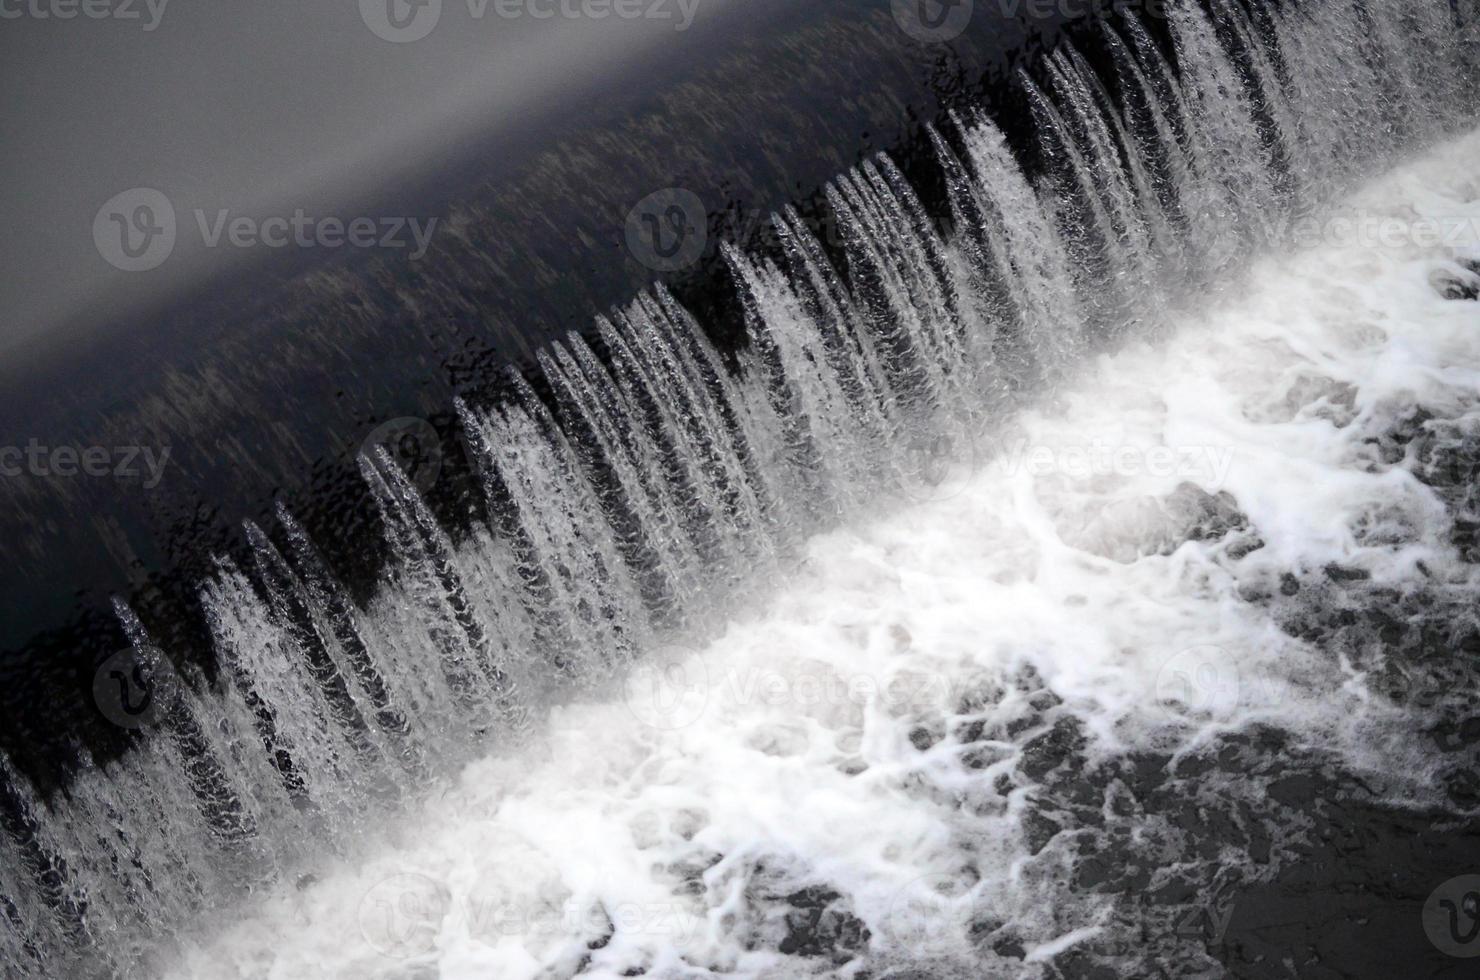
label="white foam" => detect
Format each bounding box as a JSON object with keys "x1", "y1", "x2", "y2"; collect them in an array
[{"x1": 166, "y1": 128, "x2": 1480, "y2": 979}]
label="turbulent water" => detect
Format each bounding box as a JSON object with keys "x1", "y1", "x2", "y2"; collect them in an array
[{"x1": 4, "y1": 1, "x2": 1480, "y2": 978}]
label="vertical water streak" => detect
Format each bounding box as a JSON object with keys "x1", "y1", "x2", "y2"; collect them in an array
[
  {"x1": 629, "y1": 292, "x2": 776, "y2": 563},
  {"x1": 359, "y1": 449, "x2": 520, "y2": 731},
  {"x1": 461, "y1": 395, "x2": 647, "y2": 682},
  {"x1": 724, "y1": 242, "x2": 883, "y2": 507},
  {"x1": 243, "y1": 522, "x2": 388, "y2": 774},
  {"x1": 1100, "y1": 23, "x2": 1196, "y2": 283},
  {"x1": 594, "y1": 309, "x2": 761, "y2": 576},
  {"x1": 110, "y1": 601, "x2": 265, "y2": 857},
  {"x1": 540, "y1": 340, "x2": 703, "y2": 620},
  {"x1": 201, "y1": 561, "x2": 367, "y2": 834},
  {"x1": 275, "y1": 504, "x2": 414, "y2": 743},
  {"x1": 1043, "y1": 45, "x2": 1162, "y2": 315},
  {"x1": 0, "y1": 752, "x2": 86, "y2": 974},
  {"x1": 1063, "y1": 42, "x2": 1181, "y2": 294},
  {"x1": 774, "y1": 205, "x2": 902, "y2": 421},
  {"x1": 1166, "y1": 0, "x2": 1282, "y2": 258},
  {"x1": 953, "y1": 110, "x2": 1085, "y2": 380}
]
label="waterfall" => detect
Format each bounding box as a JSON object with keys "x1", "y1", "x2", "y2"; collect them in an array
[{"x1": 4, "y1": 1, "x2": 1476, "y2": 975}]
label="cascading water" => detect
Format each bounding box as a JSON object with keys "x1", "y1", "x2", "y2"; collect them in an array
[{"x1": 4, "y1": 1, "x2": 1479, "y2": 976}]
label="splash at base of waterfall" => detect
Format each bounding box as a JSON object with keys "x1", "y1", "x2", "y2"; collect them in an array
[
  {"x1": 5, "y1": 1, "x2": 1479, "y2": 975},
  {"x1": 165, "y1": 126, "x2": 1480, "y2": 979}
]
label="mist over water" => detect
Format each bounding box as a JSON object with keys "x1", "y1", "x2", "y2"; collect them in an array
[{"x1": 4, "y1": 1, "x2": 1480, "y2": 977}]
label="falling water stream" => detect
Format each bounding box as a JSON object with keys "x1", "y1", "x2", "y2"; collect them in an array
[{"x1": 4, "y1": 1, "x2": 1479, "y2": 976}]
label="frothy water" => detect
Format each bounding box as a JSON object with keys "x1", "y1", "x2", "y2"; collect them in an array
[
  {"x1": 167, "y1": 124, "x2": 1480, "y2": 978},
  {"x1": 4, "y1": 1, "x2": 1479, "y2": 977}
]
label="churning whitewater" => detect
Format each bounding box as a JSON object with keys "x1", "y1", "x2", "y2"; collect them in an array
[
  {"x1": 172, "y1": 123, "x2": 1480, "y2": 979},
  {"x1": 3, "y1": 0, "x2": 1479, "y2": 978}
]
